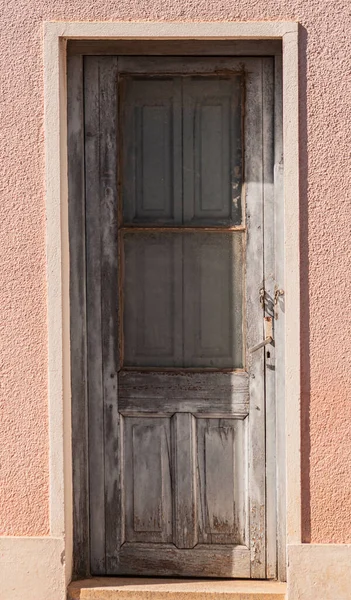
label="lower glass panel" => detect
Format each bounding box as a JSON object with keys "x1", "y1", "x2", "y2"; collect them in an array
[{"x1": 123, "y1": 232, "x2": 244, "y2": 368}]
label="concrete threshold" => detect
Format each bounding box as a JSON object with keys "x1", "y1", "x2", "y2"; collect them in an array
[{"x1": 68, "y1": 578, "x2": 286, "y2": 600}]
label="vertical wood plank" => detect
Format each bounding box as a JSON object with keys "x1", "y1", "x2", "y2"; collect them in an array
[
  {"x1": 85, "y1": 56, "x2": 106, "y2": 575},
  {"x1": 98, "y1": 57, "x2": 121, "y2": 573},
  {"x1": 261, "y1": 57, "x2": 277, "y2": 580},
  {"x1": 85, "y1": 56, "x2": 120, "y2": 574},
  {"x1": 172, "y1": 413, "x2": 197, "y2": 549},
  {"x1": 67, "y1": 53, "x2": 90, "y2": 579},
  {"x1": 245, "y1": 59, "x2": 266, "y2": 579}
]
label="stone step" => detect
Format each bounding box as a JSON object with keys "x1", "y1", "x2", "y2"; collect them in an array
[{"x1": 68, "y1": 578, "x2": 286, "y2": 600}]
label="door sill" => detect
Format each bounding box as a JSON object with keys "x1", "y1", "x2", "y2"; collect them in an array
[{"x1": 68, "y1": 578, "x2": 286, "y2": 599}]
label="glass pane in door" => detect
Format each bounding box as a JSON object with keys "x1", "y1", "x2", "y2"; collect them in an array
[{"x1": 123, "y1": 232, "x2": 244, "y2": 368}]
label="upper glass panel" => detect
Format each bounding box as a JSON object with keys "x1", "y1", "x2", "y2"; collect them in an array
[{"x1": 120, "y1": 75, "x2": 243, "y2": 227}]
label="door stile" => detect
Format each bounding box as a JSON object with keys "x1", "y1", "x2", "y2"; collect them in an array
[
  {"x1": 172, "y1": 413, "x2": 198, "y2": 549},
  {"x1": 84, "y1": 56, "x2": 106, "y2": 574},
  {"x1": 98, "y1": 57, "x2": 121, "y2": 574},
  {"x1": 245, "y1": 58, "x2": 266, "y2": 578},
  {"x1": 84, "y1": 56, "x2": 121, "y2": 573},
  {"x1": 261, "y1": 57, "x2": 278, "y2": 580},
  {"x1": 67, "y1": 53, "x2": 90, "y2": 579}
]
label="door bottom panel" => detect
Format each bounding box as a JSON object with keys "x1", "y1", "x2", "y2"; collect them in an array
[{"x1": 114, "y1": 543, "x2": 251, "y2": 578}]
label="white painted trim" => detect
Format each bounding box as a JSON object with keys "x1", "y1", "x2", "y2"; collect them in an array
[
  {"x1": 46, "y1": 20, "x2": 297, "y2": 39},
  {"x1": 43, "y1": 21, "x2": 300, "y2": 587},
  {"x1": 44, "y1": 30, "x2": 72, "y2": 581},
  {"x1": 282, "y1": 30, "x2": 301, "y2": 545},
  {"x1": 44, "y1": 32, "x2": 67, "y2": 537}
]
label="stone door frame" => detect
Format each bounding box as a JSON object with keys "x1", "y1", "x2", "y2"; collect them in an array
[{"x1": 43, "y1": 20, "x2": 300, "y2": 588}]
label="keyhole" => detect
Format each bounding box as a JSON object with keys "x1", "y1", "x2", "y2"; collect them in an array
[{"x1": 266, "y1": 351, "x2": 271, "y2": 358}]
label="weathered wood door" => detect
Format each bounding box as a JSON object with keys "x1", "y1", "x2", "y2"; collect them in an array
[{"x1": 84, "y1": 56, "x2": 273, "y2": 578}]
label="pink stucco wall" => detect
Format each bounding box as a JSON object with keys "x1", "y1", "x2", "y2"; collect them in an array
[{"x1": 0, "y1": 1, "x2": 350, "y2": 542}]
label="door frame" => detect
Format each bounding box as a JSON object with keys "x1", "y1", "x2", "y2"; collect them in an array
[{"x1": 43, "y1": 21, "x2": 300, "y2": 585}]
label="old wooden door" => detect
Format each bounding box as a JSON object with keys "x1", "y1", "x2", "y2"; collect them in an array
[{"x1": 84, "y1": 56, "x2": 273, "y2": 578}]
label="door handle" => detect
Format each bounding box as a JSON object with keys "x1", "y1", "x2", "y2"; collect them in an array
[
  {"x1": 249, "y1": 317, "x2": 273, "y2": 353},
  {"x1": 249, "y1": 335, "x2": 273, "y2": 353}
]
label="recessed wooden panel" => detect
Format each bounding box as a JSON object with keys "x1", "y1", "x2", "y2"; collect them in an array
[
  {"x1": 121, "y1": 77, "x2": 182, "y2": 225},
  {"x1": 123, "y1": 417, "x2": 173, "y2": 543},
  {"x1": 196, "y1": 417, "x2": 248, "y2": 545},
  {"x1": 206, "y1": 425, "x2": 236, "y2": 535}
]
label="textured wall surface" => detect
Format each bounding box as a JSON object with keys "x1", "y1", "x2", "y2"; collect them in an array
[{"x1": 0, "y1": 1, "x2": 350, "y2": 541}]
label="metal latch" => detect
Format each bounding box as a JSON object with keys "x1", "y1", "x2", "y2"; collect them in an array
[{"x1": 249, "y1": 317, "x2": 273, "y2": 353}]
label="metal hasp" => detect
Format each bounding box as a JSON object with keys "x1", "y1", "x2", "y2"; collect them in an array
[
  {"x1": 274, "y1": 288, "x2": 284, "y2": 305},
  {"x1": 249, "y1": 317, "x2": 273, "y2": 353}
]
